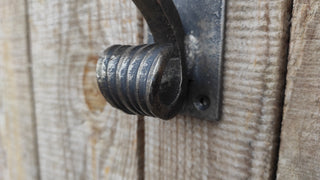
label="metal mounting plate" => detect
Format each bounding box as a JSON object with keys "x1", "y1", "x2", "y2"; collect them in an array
[{"x1": 174, "y1": 0, "x2": 226, "y2": 121}]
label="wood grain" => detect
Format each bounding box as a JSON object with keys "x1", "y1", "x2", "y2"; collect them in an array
[
  {"x1": 144, "y1": 0, "x2": 292, "y2": 179},
  {"x1": 28, "y1": 0, "x2": 141, "y2": 179},
  {"x1": 0, "y1": 0, "x2": 40, "y2": 179},
  {"x1": 277, "y1": 1, "x2": 320, "y2": 179}
]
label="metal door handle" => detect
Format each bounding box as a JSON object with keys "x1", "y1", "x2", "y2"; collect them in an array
[
  {"x1": 97, "y1": 0, "x2": 226, "y2": 121},
  {"x1": 97, "y1": 0, "x2": 186, "y2": 119},
  {"x1": 96, "y1": 43, "x2": 185, "y2": 119}
]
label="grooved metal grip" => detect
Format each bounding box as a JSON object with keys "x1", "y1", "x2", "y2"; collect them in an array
[
  {"x1": 96, "y1": 44, "x2": 184, "y2": 119},
  {"x1": 97, "y1": 0, "x2": 225, "y2": 120}
]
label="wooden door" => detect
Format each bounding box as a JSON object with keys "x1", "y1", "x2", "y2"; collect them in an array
[{"x1": 0, "y1": 0, "x2": 319, "y2": 179}]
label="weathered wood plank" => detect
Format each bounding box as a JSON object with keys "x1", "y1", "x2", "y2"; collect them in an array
[
  {"x1": 277, "y1": 1, "x2": 320, "y2": 179},
  {"x1": 28, "y1": 0, "x2": 141, "y2": 179},
  {"x1": 0, "y1": 0, "x2": 40, "y2": 179},
  {"x1": 144, "y1": 0, "x2": 292, "y2": 179}
]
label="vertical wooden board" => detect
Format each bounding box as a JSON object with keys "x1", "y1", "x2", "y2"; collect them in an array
[
  {"x1": 277, "y1": 1, "x2": 320, "y2": 179},
  {"x1": 28, "y1": 0, "x2": 141, "y2": 179},
  {"x1": 0, "y1": 0, "x2": 40, "y2": 180},
  {"x1": 0, "y1": 20, "x2": 4, "y2": 179},
  {"x1": 144, "y1": 0, "x2": 292, "y2": 179}
]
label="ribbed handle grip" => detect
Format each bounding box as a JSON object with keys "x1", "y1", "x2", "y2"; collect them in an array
[{"x1": 96, "y1": 44, "x2": 184, "y2": 119}]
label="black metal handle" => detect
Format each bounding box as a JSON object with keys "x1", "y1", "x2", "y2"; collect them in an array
[
  {"x1": 97, "y1": 0, "x2": 226, "y2": 121},
  {"x1": 96, "y1": 0, "x2": 186, "y2": 119},
  {"x1": 97, "y1": 43, "x2": 184, "y2": 119}
]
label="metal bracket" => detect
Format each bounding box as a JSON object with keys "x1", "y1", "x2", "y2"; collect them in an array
[
  {"x1": 173, "y1": 0, "x2": 226, "y2": 121},
  {"x1": 96, "y1": 0, "x2": 225, "y2": 121}
]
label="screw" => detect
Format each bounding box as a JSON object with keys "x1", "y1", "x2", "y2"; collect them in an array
[{"x1": 193, "y1": 95, "x2": 210, "y2": 111}]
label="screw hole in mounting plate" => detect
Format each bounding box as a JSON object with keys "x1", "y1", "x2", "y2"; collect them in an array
[{"x1": 193, "y1": 95, "x2": 210, "y2": 111}]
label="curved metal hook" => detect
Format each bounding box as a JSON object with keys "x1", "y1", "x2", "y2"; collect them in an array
[
  {"x1": 96, "y1": 0, "x2": 187, "y2": 119},
  {"x1": 132, "y1": 0, "x2": 185, "y2": 50}
]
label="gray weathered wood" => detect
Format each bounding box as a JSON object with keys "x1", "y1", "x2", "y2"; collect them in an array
[
  {"x1": 144, "y1": 0, "x2": 292, "y2": 179},
  {"x1": 0, "y1": 0, "x2": 40, "y2": 179},
  {"x1": 27, "y1": 0, "x2": 141, "y2": 179},
  {"x1": 277, "y1": 1, "x2": 320, "y2": 179}
]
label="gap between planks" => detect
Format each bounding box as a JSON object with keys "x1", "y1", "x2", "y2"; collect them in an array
[
  {"x1": 135, "y1": 8, "x2": 146, "y2": 180},
  {"x1": 272, "y1": 0, "x2": 294, "y2": 179},
  {"x1": 24, "y1": 0, "x2": 41, "y2": 179}
]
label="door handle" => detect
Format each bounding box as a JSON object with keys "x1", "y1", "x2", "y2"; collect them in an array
[{"x1": 96, "y1": 0, "x2": 226, "y2": 121}]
